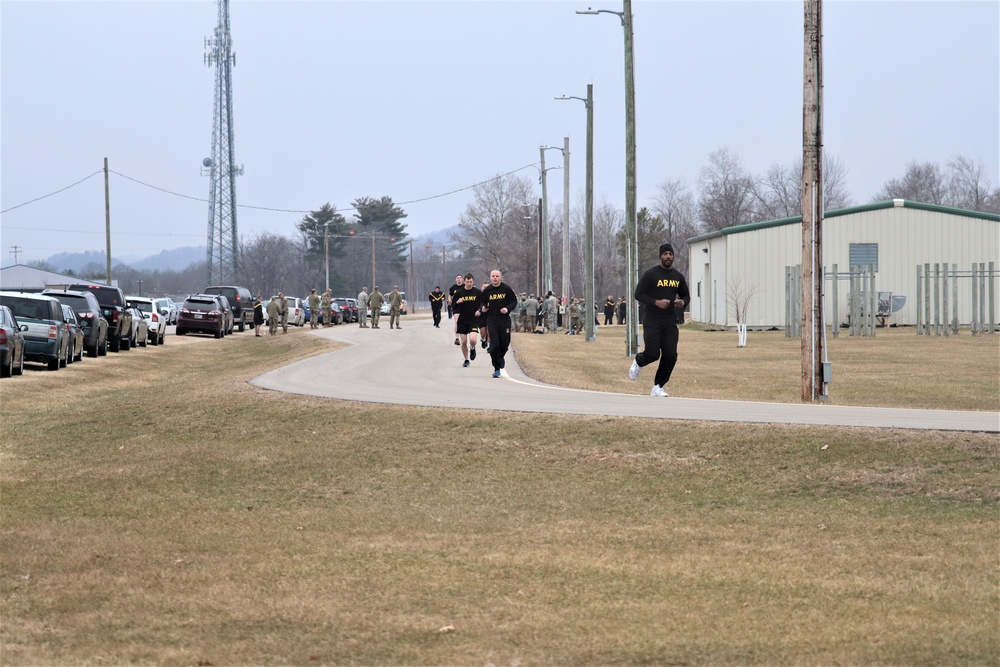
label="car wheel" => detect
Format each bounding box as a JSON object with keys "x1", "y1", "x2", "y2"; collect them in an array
[
  {"x1": 140, "y1": 332, "x2": 148, "y2": 347},
  {"x1": 110, "y1": 335, "x2": 120, "y2": 352},
  {"x1": 66, "y1": 342, "x2": 74, "y2": 365},
  {"x1": 214, "y1": 328, "x2": 222, "y2": 339},
  {"x1": 121, "y1": 334, "x2": 130, "y2": 351},
  {"x1": 1, "y1": 353, "x2": 11, "y2": 378},
  {"x1": 48, "y1": 355, "x2": 60, "y2": 371},
  {"x1": 75, "y1": 342, "x2": 84, "y2": 362},
  {"x1": 99, "y1": 335, "x2": 108, "y2": 355},
  {"x1": 159, "y1": 329, "x2": 165, "y2": 345},
  {"x1": 176, "y1": 327, "x2": 186, "y2": 336},
  {"x1": 238, "y1": 321, "x2": 246, "y2": 332},
  {"x1": 59, "y1": 344, "x2": 68, "y2": 367},
  {"x1": 14, "y1": 349, "x2": 24, "y2": 376}
]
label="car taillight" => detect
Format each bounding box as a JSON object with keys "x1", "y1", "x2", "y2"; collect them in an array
[
  {"x1": 151, "y1": 312, "x2": 159, "y2": 323},
  {"x1": 80, "y1": 312, "x2": 93, "y2": 319},
  {"x1": 48, "y1": 325, "x2": 58, "y2": 339},
  {"x1": 180, "y1": 308, "x2": 190, "y2": 314},
  {"x1": 209, "y1": 310, "x2": 221, "y2": 316},
  {"x1": 0, "y1": 331, "x2": 6, "y2": 345}
]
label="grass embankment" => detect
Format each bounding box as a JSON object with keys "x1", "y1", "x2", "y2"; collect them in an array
[{"x1": 1, "y1": 328, "x2": 998, "y2": 665}]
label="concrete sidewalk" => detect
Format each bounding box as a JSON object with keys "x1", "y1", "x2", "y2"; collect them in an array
[{"x1": 250, "y1": 317, "x2": 999, "y2": 433}]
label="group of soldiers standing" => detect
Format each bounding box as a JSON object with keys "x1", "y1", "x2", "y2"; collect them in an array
[{"x1": 506, "y1": 292, "x2": 628, "y2": 335}]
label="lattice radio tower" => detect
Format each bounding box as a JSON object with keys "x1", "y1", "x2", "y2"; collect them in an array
[{"x1": 203, "y1": 0, "x2": 242, "y2": 286}]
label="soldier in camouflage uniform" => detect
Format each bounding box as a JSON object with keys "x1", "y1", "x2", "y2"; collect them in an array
[
  {"x1": 357, "y1": 287, "x2": 369, "y2": 328},
  {"x1": 321, "y1": 289, "x2": 332, "y2": 326},
  {"x1": 307, "y1": 289, "x2": 321, "y2": 329},
  {"x1": 368, "y1": 287, "x2": 384, "y2": 329},
  {"x1": 524, "y1": 294, "x2": 539, "y2": 333},
  {"x1": 278, "y1": 292, "x2": 289, "y2": 333},
  {"x1": 545, "y1": 291, "x2": 559, "y2": 333}
]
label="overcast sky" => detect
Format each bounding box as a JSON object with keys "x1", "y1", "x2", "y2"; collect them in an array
[{"x1": 1, "y1": 0, "x2": 997, "y2": 266}]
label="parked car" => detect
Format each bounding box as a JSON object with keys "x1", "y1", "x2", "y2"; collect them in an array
[
  {"x1": 126, "y1": 306, "x2": 149, "y2": 347},
  {"x1": 203, "y1": 285, "x2": 253, "y2": 332},
  {"x1": 334, "y1": 298, "x2": 357, "y2": 325},
  {"x1": 128, "y1": 296, "x2": 167, "y2": 345},
  {"x1": 0, "y1": 291, "x2": 70, "y2": 370},
  {"x1": 66, "y1": 283, "x2": 132, "y2": 352},
  {"x1": 216, "y1": 295, "x2": 236, "y2": 335},
  {"x1": 0, "y1": 304, "x2": 25, "y2": 377},
  {"x1": 176, "y1": 294, "x2": 227, "y2": 338},
  {"x1": 155, "y1": 297, "x2": 178, "y2": 325},
  {"x1": 43, "y1": 288, "x2": 109, "y2": 357},
  {"x1": 263, "y1": 296, "x2": 305, "y2": 327},
  {"x1": 345, "y1": 297, "x2": 361, "y2": 322},
  {"x1": 61, "y1": 305, "x2": 86, "y2": 363}
]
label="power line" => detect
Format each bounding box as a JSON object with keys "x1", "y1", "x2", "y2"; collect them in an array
[{"x1": 2, "y1": 164, "x2": 541, "y2": 217}]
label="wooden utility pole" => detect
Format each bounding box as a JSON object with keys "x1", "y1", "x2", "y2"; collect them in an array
[
  {"x1": 801, "y1": 0, "x2": 826, "y2": 401},
  {"x1": 104, "y1": 157, "x2": 112, "y2": 285}
]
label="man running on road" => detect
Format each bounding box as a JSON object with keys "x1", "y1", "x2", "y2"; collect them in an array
[
  {"x1": 479, "y1": 269, "x2": 518, "y2": 378},
  {"x1": 451, "y1": 273, "x2": 483, "y2": 368}
]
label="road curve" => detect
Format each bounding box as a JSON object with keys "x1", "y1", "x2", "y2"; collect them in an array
[{"x1": 249, "y1": 317, "x2": 999, "y2": 433}]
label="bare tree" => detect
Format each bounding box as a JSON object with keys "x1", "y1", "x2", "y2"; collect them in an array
[
  {"x1": 754, "y1": 154, "x2": 854, "y2": 220},
  {"x1": 947, "y1": 154, "x2": 1000, "y2": 213},
  {"x1": 727, "y1": 279, "x2": 759, "y2": 347},
  {"x1": 452, "y1": 173, "x2": 536, "y2": 289},
  {"x1": 871, "y1": 160, "x2": 948, "y2": 204},
  {"x1": 697, "y1": 147, "x2": 759, "y2": 231},
  {"x1": 650, "y1": 177, "x2": 698, "y2": 274},
  {"x1": 238, "y1": 231, "x2": 300, "y2": 297},
  {"x1": 593, "y1": 197, "x2": 624, "y2": 301}
]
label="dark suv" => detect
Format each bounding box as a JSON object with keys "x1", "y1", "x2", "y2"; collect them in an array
[
  {"x1": 203, "y1": 286, "x2": 253, "y2": 332},
  {"x1": 67, "y1": 283, "x2": 133, "y2": 352},
  {"x1": 176, "y1": 294, "x2": 227, "y2": 338},
  {"x1": 43, "y1": 288, "x2": 109, "y2": 357}
]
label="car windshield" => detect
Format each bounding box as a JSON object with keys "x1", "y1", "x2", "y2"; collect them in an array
[
  {"x1": 0, "y1": 309, "x2": 10, "y2": 326},
  {"x1": 133, "y1": 301, "x2": 154, "y2": 313},
  {"x1": 1, "y1": 296, "x2": 47, "y2": 321}
]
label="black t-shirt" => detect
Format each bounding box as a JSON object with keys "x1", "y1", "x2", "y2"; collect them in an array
[
  {"x1": 451, "y1": 286, "x2": 483, "y2": 324},
  {"x1": 429, "y1": 290, "x2": 445, "y2": 308},
  {"x1": 479, "y1": 282, "x2": 518, "y2": 318},
  {"x1": 634, "y1": 264, "x2": 691, "y2": 326}
]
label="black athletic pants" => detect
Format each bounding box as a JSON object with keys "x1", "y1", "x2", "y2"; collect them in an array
[
  {"x1": 635, "y1": 321, "x2": 679, "y2": 388},
  {"x1": 431, "y1": 305, "x2": 442, "y2": 326},
  {"x1": 486, "y1": 315, "x2": 511, "y2": 370}
]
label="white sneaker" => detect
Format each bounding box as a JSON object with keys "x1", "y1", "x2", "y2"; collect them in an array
[
  {"x1": 628, "y1": 359, "x2": 641, "y2": 381},
  {"x1": 650, "y1": 385, "x2": 669, "y2": 397}
]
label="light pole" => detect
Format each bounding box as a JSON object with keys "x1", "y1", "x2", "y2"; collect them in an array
[
  {"x1": 556, "y1": 84, "x2": 595, "y2": 341},
  {"x1": 577, "y1": 1, "x2": 638, "y2": 356},
  {"x1": 541, "y1": 144, "x2": 568, "y2": 297},
  {"x1": 324, "y1": 222, "x2": 330, "y2": 292}
]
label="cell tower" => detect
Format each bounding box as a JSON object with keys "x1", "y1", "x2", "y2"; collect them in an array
[{"x1": 203, "y1": 0, "x2": 242, "y2": 286}]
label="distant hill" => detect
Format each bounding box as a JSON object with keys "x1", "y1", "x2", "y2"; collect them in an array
[
  {"x1": 41, "y1": 246, "x2": 205, "y2": 273},
  {"x1": 130, "y1": 246, "x2": 205, "y2": 271}
]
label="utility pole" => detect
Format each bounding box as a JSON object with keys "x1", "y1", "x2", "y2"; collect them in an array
[
  {"x1": 802, "y1": 0, "x2": 826, "y2": 401},
  {"x1": 562, "y1": 136, "x2": 570, "y2": 302},
  {"x1": 9, "y1": 246, "x2": 21, "y2": 264},
  {"x1": 539, "y1": 146, "x2": 553, "y2": 295},
  {"x1": 536, "y1": 198, "x2": 543, "y2": 297},
  {"x1": 104, "y1": 157, "x2": 112, "y2": 285},
  {"x1": 409, "y1": 239, "x2": 415, "y2": 313},
  {"x1": 324, "y1": 223, "x2": 330, "y2": 292},
  {"x1": 584, "y1": 84, "x2": 595, "y2": 342},
  {"x1": 623, "y1": 0, "x2": 639, "y2": 356}
]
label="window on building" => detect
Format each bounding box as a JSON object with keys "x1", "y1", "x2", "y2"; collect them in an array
[{"x1": 849, "y1": 243, "x2": 879, "y2": 271}]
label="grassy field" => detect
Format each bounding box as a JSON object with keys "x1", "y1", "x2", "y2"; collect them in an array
[{"x1": 1, "y1": 326, "x2": 998, "y2": 665}]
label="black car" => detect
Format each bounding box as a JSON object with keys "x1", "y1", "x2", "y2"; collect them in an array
[
  {"x1": 0, "y1": 305, "x2": 25, "y2": 377},
  {"x1": 66, "y1": 283, "x2": 133, "y2": 352},
  {"x1": 43, "y1": 288, "x2": 109, "y2": 357},
  {"x1": 203, "y1": 285, "x2": 253, "y2": 332},
  {"x1": 61, "y1": 305, "x2": 86, "y2": 363}
]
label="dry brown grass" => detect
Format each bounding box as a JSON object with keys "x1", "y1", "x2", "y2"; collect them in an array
[
  {"x1": 1, "y1": 328, "x2": 998, "y2": 665},
  {"x1": 512, "y1": 324, "x2": 1000, "y2": 411}
]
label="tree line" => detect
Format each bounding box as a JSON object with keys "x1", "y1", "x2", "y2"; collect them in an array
[{"x1": 27, "y1": 151, "x2": 997, "y2": 303}]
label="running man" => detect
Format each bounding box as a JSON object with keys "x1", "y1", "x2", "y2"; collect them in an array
[
  {"x1": 479, "y1": 269, "x2": 518, "y2": 378},
  {"x1": 451, "y1": 273, "x2": 483, "y2": 367}
]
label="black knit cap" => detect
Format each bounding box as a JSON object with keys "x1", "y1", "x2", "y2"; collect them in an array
[{"x1": 659, "y1": 242, "x2": 674, "y2": 255}]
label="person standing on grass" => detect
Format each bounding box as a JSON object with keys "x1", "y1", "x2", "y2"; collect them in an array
[
  {"x1": 629, "y1": 242, "x2": 691, "y2": 397},
  {"x1": 266, "y1": 297, "x2": 280, "y2": 336},
  {"x1": 479, "y1": 269, "x2": 518, "y2": 378},
  {"x1": 617, "y1": 296, "x2": 627, "y2": 325},
  {"x1": 278, "y1": 292, "x2": 289, "y2": 333},
  {"x1": 451, "y1": 273, "x2": 482, "y2": 368},
  {"x1": 321, "y1": 289, "x2": 333, "y2": 327},
  {"x1": 253, "y1": 294, "x2": 264, "y2": 336},
  {"x1": 428, "y1": 286, "x2": 445, "y2": 328},
  {"x1": 604, "y1": 295, "x2": 616, "y2": 326},
  {"x1": 448, "y1": 274, "x2": 463, "y2": 344}
]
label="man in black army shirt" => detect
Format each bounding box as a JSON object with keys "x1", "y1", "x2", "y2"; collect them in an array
[{"x1": 478, "y1": 269, "x2": 518, "y2": 378}]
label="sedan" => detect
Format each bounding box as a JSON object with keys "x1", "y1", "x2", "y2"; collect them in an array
[
  {"x1": 128, "y1": 296, "x2": 167, "y2": 345},
  {"x1": 61, "y1": 305, "x2": 86, "y2": 364},
  {"x1": 0, "y1": 305, "x2": 25, "y2": 377},
  {"x1": 126, "y1": 307, "x2": 149, "y2": 347}
]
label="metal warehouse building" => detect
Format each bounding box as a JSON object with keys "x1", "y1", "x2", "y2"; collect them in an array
[{"x1": 686, "y1": 199, "x2": 999, "y2": 329}]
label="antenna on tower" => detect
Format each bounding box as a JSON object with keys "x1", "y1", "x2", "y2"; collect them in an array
[{"x1": 203, "y1": 0, "x2": 243, "y2": 286}]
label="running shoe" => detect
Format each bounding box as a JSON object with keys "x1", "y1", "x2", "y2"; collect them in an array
[
  {"x1": 470, "y1": 347, "x2": 476, "y2": 361},
  {"x1": 628, "y1": 359, "x2": 641, "y2": 381},
  {"x1": 482, "y1": 339, "x2": 487, "y2": 349},
  {"x1": 463, "y1": 359, "x2": 471, "y2": 368},
  {"x1": 454, "y1": 337, "x2": 460, "y2": 346},
  {"x1": 650, "y1": 385, "x2": 669, "y2": 397},
  {"x1": 492, "y1": 370, "x2": 501, "y2": 378}
]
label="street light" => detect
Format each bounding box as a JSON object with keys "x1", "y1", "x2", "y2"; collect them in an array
[
  {"x1": 537, "y1": 148, "x2": 563, "y2": 296},
  {"x1": 556, "y1": 84, "x2": 595, "y2": 342},
  {"x1": 577, "y1": 1, "x2": 638, "y2": 356},
  {"x1": 542, "y1": 140, "x2": 572, "y2": 303}
]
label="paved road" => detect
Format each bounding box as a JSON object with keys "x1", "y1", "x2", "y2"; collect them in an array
[{"x1": 250, "y1": 317, "x2": 999, "y2": 433}]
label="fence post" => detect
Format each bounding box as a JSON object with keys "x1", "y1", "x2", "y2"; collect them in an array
[
  {"x1": 990, "y1": 261, "x2": 996, "y2": 335},
  {"x1": 979, "y1": 262, "x2": 987, "y2": 335},
  {"x1": 868, "y1": 264, "x2": 877, "y2": 336},
  {"x1": 942, "y1": 262, "x2": 949, "y2": 337},
  {"x1": 972, "y1": 263, "x2": 980, "y2": 334},
  {"x1": 831, "y1": 263, "x2": 839, "y2": 336},
  {"x1": 952, "y1": 264, "x2": 959, "y2": 334}
]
